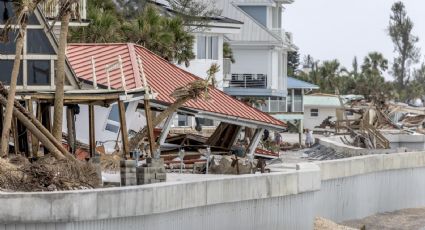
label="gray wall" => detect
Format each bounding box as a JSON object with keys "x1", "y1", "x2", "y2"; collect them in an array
[{"x1": 2, "y1": 152, "x2": 425, "y2": 229}]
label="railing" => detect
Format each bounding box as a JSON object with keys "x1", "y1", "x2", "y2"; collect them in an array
[
  {"x1": 40, "y1": 0, "x2": 87, "y2": 20},
  {"x1": 258, "y1": 100, "x2": 287, "y2": 113},
  {"x1": 269, "y1": 28, "x2": 293, "y2": 44},
  {"x1": 226, "y1": 74, "x2": 267, "y2": 89}
]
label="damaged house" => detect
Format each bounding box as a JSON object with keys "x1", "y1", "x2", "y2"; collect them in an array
[{"x1": 66, "y1": 43, "x2": 286, "y2": 162}]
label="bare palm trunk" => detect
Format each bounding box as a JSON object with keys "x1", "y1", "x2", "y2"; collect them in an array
[
  {"x1": 129, "y1": 98, "x2": 188, "y2": 150},
  {"x1": 0, "y1": 27, "x2": 26, "y2": 157},
  {"x1": 52, "y1": 13, "x2": 71, "y2": 141},
  {"x1": 0, "y1": 94, "x2": 66, "y2": 160}
]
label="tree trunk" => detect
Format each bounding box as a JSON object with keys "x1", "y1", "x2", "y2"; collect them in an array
[
  {"x1": 129, "y1": 97, "x2": 188, "y2": 150},
  {"x1": 0, "y1": 82, "x2": 74, "y2": 161},
  {"x1": 0, "y1": 94, "x2": 65, "y2": 160},
  {"x1": 52, "y1": 13, "x2": 71, "y2": 141},
  {"x1": 0, "y1": 28, "x2": 26, "y2": 157}
]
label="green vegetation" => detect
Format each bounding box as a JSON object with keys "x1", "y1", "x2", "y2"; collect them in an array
[
  {"x1": 294, "y1": 1, "x2": 423, "y2": 103},
  {"x1": 69, "y1": 0, "x2": 214, "y2": 66}
]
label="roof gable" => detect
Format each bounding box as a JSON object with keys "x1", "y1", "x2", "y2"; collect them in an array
[
  {"x1": 67, "y1": 43, "x2": 285, "y2": 128},
  {"x1": 0, "y1": 4, "x2": 79, "y2": 90},
  {"x1": 214, "y1": 0, "x2": 280, "y2": 43}
]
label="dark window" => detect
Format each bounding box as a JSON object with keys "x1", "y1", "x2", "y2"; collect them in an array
[
  {"x1": 0, "y1": 2, "x2": 15, "y2": 24},
  {"x1": 178, "y1": 115, "x2": 189, "y2": 126},
  {"x1": 310, "y1": 108, "x2": 319, "y2": 117},
  {"x1": 28, "y1": 13, "x2": 40, "y2": 25},
  {"x1": 0, "y1": 60, "x2": 23, "y2": 85},
  {"x1": 27, "y1": 60, "x2": 50, "y2": 85},
  {"x1": 105, "y1": 124, "x2": 120, "y2": 133},
  {"x1": 200, "y1": 118, "x2": 214, "y2": 126},
  {"x1": 107, "y1": 103, "x2": 129, "y2": 122},
  {"x1": 0, "y1": 31, "x2": 18, "y2": 54},
  {"x1": 27, "y1": 29, "x2": 55, "y2": 54},
  {"x1": 0, "y1": 2, "x2": 39, "y2": 25}
]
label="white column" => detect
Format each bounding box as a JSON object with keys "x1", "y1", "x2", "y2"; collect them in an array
[
  {"x1": 291, "y1": 89, "x2": 295, "y2": 112},
  {"x1": 248, "y1": 128, "x2": 264, "y2": 156},
  {"x1": 158, "y1": 113, "x2": 176, "y2": 145}
]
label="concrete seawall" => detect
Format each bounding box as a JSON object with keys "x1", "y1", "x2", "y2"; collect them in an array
[{"x1": 2, "y1": 151, "x2": 425, "y2": 229}]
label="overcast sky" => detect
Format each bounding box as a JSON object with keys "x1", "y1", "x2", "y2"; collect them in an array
[{"x1": 283, "y1": 0, "x2": 425, "y2": 79}]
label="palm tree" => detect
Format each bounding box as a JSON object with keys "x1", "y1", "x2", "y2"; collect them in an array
[
  {"x1": 223, "y1": 42, "x2": 235, "y2": 63},
  {"x1": 357, "y1": 52, "x2": 389, "y2": 100},
  {"x1": 361, "y1": 52, "x2": 388, "y2": 75},
  {"x1": 51, "y1": 0, "x2": 80, "y2": 141},
  {"x1": 122, "y1": 5, "x2": 195, "y2": 66},
  {"x1": 0, "y1": 0, "x2": 36, "y2": 156},
  {"x1": 70, "y1": 6, "x2": 122, "y2": 43},
  {"x1": 319, "y1": 60, "x2": 346, "y2": 93}
]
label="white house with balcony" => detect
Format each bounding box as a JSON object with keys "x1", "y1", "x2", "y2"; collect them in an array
[{"x1": 151, "y1": 0, "x2": 243, "y2": 129}]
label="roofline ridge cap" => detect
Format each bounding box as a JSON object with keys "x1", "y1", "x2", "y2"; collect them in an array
[{"x1": 127, "y1": 43, "x2": 143, "y2": 88}]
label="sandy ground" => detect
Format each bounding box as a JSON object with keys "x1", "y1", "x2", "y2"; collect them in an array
[{"x1": 342, "y1": 208, "x2": 425, "y2": 230}]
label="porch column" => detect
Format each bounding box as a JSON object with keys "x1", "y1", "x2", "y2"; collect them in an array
[
  {"x1": 88, "y1": 104, "x2": 96, "y2": 158},
  {"x1": 26, "y1": 99, "x2": 35, "y2": 158},
  {"x1": 291, "y1": 89, "x2": 295, "y2": 112},
  {"x1": 144, "y1": 99, "x2": 156, "y2": 158},
  {"x1": 268, "y1": 97, "x2": 271, "y2": 112},
  {"x1": 247, "y1": 128, "x2": 264, "y2": 156},
  {"x1": 67, "y1": 105, "x2": 76, "y2": 155},
  {"x1": 118, "y1": 100, "x2": 130, "y2": 159},
  {"x1": 157, "y1": 112, "x2": 176, "y2": 146},
  {"x1": 301, "y1": 89, "x2": 305, "y2": 113}
]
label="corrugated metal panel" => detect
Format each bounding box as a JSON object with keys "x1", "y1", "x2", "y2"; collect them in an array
[{"x1": 67, "y1": 44, "x2": 286, "y2": 127}]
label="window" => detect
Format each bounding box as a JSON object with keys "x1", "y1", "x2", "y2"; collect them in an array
[
  {"x1": 238, "y1": 6, "x2": 267, "y2": 26},
  {"x1": 27, "y1": 60, "x2": 50, "y2": 85},
  {"x1": 0, "y1": 60, "x2": 23, "y2": 85},
  {"x1": 27, "y1": 29, "x2": 55, "y2": 54},
  {"x1": 0, "y1": 31, "x2": 18, "y2": 54},
  {"x1": 105, "y1": 103, "x2": 129, "y2": 133},
  {"x1": 0, "y1": 7, "x2": 60, "y2": 88},
  {"x1": 197, "y1": 36, "x2": 218, "y2": 60},
  {"x1": 310, "y1": 108, "x2": 319, "y2": 117},
  {"x1": 178, "y1": 115, "x2": 189, "y2": 127},
  {"x1": 199, "y1": 118, "x2": 214, "y2": 126}
]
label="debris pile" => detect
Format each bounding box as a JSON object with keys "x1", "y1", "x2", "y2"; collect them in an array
[
  {"x1": 314, "y1": 217, "x2": 359, "y2": 230},
  {"x1": 0, "y1": 156, "x2": 100, "y2": 192},
  {"x1": 305, "y1": 145, "x2": 348, "y2": 161}
]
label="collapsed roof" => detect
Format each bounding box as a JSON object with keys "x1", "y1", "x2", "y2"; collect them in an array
[{"x1": 67, "y1": 43, "x2": 286, "y2": 130}]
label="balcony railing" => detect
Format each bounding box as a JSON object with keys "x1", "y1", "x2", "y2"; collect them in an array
[
  {"x1": 40, "y1": 0, "x2": 87, "y2": 20},
  {"x1": 258, "y1": 99, "x2": 287, "y2": 113},
  {"x1": 226, "y1": 74, "x2": 267, "y2": 89},
  {"x1": 269, "y1": 28, "x2": 293, "y2": 44}
]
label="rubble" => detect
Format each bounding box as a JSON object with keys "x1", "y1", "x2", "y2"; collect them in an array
[
  {"x1": 209, "y1": 155, "x2": 256, "y2": 175},
  {"x1": 0, "y1": 156, "x2": 101, "y2": 192},
  {"x1": 314, "y1": 217, "x2": 360, "y2": 230},
  {"x1": 305, "y1": 144, "x2": 348, "y2": 161}
]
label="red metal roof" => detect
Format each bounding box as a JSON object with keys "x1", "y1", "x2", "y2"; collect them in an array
[{"x1": 67, "y1": 43, "x2": 285, "y2": 128}]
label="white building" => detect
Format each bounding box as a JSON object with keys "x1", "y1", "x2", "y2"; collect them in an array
[
  {"x1": 215, "y1": 0, "x2": 296, "y2": 100},
  {"x1": 303, "y1": 95, "x2": 341, "y2": 130},
  {"x1": 151, "y1": 1, "x2": 243, "y2": 129}
]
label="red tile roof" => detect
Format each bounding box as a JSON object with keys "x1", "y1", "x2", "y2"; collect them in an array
[{"x1": 67, "y1": 43, "x2": 285, "y2": 128}]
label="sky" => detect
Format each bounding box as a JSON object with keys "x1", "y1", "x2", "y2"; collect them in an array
[{"x1": 283, "y1": 0, "x2": 425, "y2": 79}]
